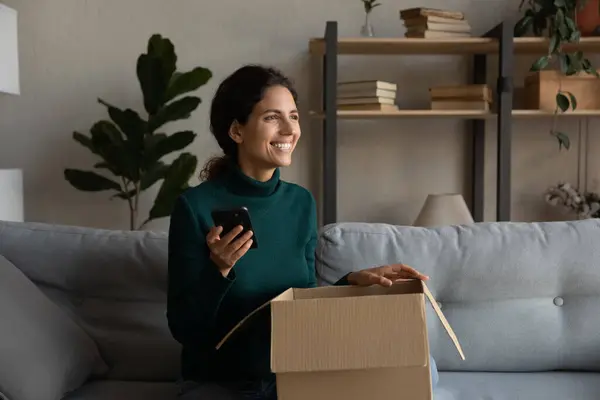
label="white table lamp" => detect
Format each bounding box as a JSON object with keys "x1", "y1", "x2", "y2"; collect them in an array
[
  {"x1": 0, "y1": 169, "x2": 24, "y2": 222},
  {"x1": 0, "y1": 3, "x2": 20, "y2": 95},
  {"x1": 413, "y1": 193, "x2": 474, "y2": 227}
]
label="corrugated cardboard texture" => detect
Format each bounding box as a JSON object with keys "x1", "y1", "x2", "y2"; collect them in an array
[
  {"x1": 270, "y1": 292, "x2": 427, "y2": 373},
  {"x1": 276, "y1": 365, "x2": 431, "y2": 400}
]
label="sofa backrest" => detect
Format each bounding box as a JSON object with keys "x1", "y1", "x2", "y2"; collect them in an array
[
  {"x1": 3, "y1": 218, "x2": 600, "y2": 379},
  {"x1": 0, "y1": 221, "x2": 179, "y2": 382},
  {"x1": 315, "y1": 219, "x2": 600, "y2": 373}
]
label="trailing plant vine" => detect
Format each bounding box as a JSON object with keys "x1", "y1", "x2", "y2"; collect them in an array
[{"x1": 515, "y1": 0, "x2": 600, "y2": 150}]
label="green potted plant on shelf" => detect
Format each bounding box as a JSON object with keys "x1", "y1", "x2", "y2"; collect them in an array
[
  {"x1": 515, "y1": 0, "x2": 600, "y2": 150},
  {"x1": 64, "y1": 34, "x2": 212, "y2": 230}
]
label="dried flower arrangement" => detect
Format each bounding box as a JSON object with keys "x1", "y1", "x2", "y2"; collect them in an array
[{"x1": 545, "y1": 182, "x2": 600, "y2": 219}]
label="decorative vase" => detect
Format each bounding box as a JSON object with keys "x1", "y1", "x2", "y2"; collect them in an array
[
  {"x1": 361, "y1": 12, "x2": 375, "y2": 37},
  {"x1": 576, "y1": 0, "x2": 600, "y2": 36}
]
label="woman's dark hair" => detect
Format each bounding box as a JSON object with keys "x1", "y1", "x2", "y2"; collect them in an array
[{"x1": 199, "y1": 64, "x2": 298, "y2": 181}]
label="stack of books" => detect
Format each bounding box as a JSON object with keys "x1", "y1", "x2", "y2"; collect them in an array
[
  {"x1": 400, "y1": 7, "x2": 471, "y2": 38},
  {"x1": 337, "y1": 80, "x2": 398, "y2": 111},
  {"x1": 429, "y1": 84, "x2": 492, "y2": 111}
]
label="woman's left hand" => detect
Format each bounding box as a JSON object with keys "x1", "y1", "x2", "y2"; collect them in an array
[{"x1": 347, "y1": 264, "x2": 429, "y2": 287}]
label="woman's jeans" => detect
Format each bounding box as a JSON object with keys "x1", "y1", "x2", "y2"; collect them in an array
[{"x1": 177, "y1": 356, "x2": 438, "y2": 400}]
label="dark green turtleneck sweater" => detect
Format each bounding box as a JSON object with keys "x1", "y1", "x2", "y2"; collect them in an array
[{"x1": 167, "y1": 161, "x2": 347, "y2": 383}]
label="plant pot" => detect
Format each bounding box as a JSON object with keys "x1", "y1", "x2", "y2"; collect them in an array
[
  {"x1": 523, "y1": 70, "x2": 600, "y2": 110},
  {"x1": 576, "y1": 0, "x2": 600, "y2": 36}
]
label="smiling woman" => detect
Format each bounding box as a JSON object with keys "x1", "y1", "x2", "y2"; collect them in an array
[
  {"x1": 166, "y1": 64, "x2": 434, "y2": 400},
  {"x1": 199, "y1": 65, "x2": 300, "y2": 182}
]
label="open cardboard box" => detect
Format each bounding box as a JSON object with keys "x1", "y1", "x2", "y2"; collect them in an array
[{"x1": 217, "y1": 279, "x2": 465, "y2": 400}]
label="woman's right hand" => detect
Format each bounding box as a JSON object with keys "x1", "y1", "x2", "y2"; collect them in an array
[{"x1": 206, "y1": 225, "x2": 254, "y2": 277}]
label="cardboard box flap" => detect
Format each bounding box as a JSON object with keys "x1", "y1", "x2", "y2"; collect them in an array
[
  {"x1": 216, "y1": 280, "x2": 465, "y2": 373},
  {"x1": 422, "y1": 282, "x2": 466, "y2": 360},
  {"x1": 215, "y1": 288, "x2": 294, "y2": 350}
]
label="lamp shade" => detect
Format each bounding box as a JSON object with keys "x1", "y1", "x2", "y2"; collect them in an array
[
  {"x1": 0, "y1": 3, "x2": 20, "y2": 95},
  {"x1": 413, "y1": 193, "x2": 474, "y2": 227},
  {"x1": 0, "y1": 169, "x2": 24, "y2": 222}
]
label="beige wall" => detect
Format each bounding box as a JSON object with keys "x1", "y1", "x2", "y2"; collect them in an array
[{"x1": 0, "y1": 0, "x2": 597, "y2": 231}]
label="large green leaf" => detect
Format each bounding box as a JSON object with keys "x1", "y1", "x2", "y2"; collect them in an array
[
  {"x1": 140, "y1": 161, "x2": 169, "y2": 190},
  {"x1": 148, "y1": 153, "x2": 197, "y2": 221},
  {"x1": 72, "y1": 132, "x2": 97, "y2": 154},
  {"x1": 137, "y1": 34, "x2": 177, "y2": 115},
  {"x1": 147, "y1": 34, "x2": 177, "y2": 84},
  {"x1": 98, "y1": 98, "x2": 147, "y2": 145},
  {"x1": 94, "y1": 161, "x2": 120, "y2": 176},
  {"x1": 64, "y1": 169, "x2": 122, "y2": 192},
  {"x1": 137, "y1": 54, "x2": 167, "y2": 116},
  {"x1": 556, "y1": 92, "x2": 570, "y2": 112},
  {"x1": 165, "y1": 67, "x2": 212, "y2": 102},
  {"x1": 144, "y1": 130, "x2": 196, "y2": 165},
  {"x1": 90, "y1": 121, "x2": 139, "y2": 180},
  {"x1": 147, "y1": 96, "x2": 201, "y2": 133},
  {"x1": 563, "y1": 90, "x2": 577, "y2": 110}
]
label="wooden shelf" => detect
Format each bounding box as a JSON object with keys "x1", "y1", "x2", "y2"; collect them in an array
[
  {"x1": 311, "y1": 20, "x2": 600, "y2": 225},
  {"x1": 309, "y1": 109, "x2": 600, "y2": 119},
  {"x1": 513, "y1": 109, "x2": 600, "y2": 117},
  {"x1": 513, "y1": 37, "x2": 600, "y2": 54},
  {"x1": 308, "y1": 36, "x2": 600, "y2": 55},
  {"x1": 310, "y1": 109, "x2": 490, "y2": 118},
  {"x1": 309, "y1": 37, "x2": 495, "y2": 55}
]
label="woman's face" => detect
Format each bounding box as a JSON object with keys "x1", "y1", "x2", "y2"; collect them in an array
[{"x1": 231, "y1": 85, "x2": 301, "y2": 181}]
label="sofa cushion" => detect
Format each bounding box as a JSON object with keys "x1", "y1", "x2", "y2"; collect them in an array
[
  {"x1": 435, "y1": 371, "x2": 600, "y2": 400},
  {"x1": 0, "y1": 254, "x2": 108, "y2": 400},
  {"x1": 315, "y1": 220, "x2": 600, "y2": 372},
  {"x1": 0, "y1": 221, "x2": 179, "y2": 381}
]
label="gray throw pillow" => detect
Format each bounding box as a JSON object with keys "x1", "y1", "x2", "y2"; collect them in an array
[{"x1": 0, "y1": 254, "x2": 108, "y2": 400}]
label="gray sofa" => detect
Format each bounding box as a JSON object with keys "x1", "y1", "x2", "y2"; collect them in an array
[{"x1": 1, "y1": 218, "x2": 599, "y2": 400}]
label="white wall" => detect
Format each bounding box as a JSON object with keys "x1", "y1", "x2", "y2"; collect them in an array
[{"x1": 0, "y1": 0, "x2": 597, "y2": 231}]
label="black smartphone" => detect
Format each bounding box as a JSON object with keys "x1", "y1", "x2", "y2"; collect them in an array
[{"x1": 211, "y1": 207, "x2": 258, "y2": 249}]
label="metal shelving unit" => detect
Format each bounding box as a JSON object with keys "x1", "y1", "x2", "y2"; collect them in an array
[{"x1": 309, "y1": 21, "x2": 600, "y2": 226}]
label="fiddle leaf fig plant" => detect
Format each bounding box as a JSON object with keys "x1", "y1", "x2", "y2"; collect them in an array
[
  {"x1": 64, "y1": 34, "x2": 212, "y2": 230},
  {"x1": 514, "y1": 0, "x2": 600, "y2": 150}
]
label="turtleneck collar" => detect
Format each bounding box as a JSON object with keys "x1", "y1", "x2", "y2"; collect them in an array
[{"x1": 221, "y1": 158, "x2": 281, "y2": 198}]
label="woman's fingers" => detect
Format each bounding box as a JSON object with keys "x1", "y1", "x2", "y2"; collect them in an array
[
  {"x1": 220, "y1": 225, "x2": 245, "y2": 246},
  {"x1": 206, "y1": 226, "x2": 222, "y2": 244},
  {"x1": 223, "y1": 230, "x2": 254, "y2": 257},
  {"x1": 403, "y1": 265, "x2": 429, "y2": 280},
  {"x1": 209, "y1": 225, "x2": 244, "y2": 254},
  {"x1": 230, "y1": 238, "x2": 254, "y2": 263},
  {"x1": 386, "y1": 264, "x2": 429, "y2": 280}
]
